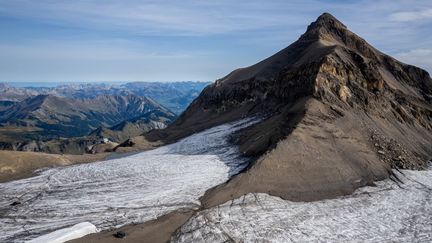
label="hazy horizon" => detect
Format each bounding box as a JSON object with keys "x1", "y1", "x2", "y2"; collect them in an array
[{"x1": 0, "y1": 80, "x2": 211, "y2": 88}]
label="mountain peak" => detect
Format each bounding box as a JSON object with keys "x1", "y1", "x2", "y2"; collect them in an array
[
  {"x1": 307, "y1": 12, "x2": 347, "y2": 32},
  {"x1": 317, "y1": 12, "x2": 344, "y2": 24},
  {"x1": 152, "y1": 10, "x2": 432, "y2": 210},
  {"x1": 300, "y1": 13, "x2": 348, "y2": 43}
]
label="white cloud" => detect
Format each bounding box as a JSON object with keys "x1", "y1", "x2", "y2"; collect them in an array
[
  {"x1": 0, "y1": 41, "x2": 191, "y2": 61},
  {"x1": 389, "y1": 8, "x2": 432, "y2": 22},
  {"x1": 394, "y1": 49, "x2": 432, "y2": 73},
  {"x1": 0, "y1": 0, "x2": 314, "y2": 36},
  {"x1": 0, "y1": 0, "x2": 432, "y2": 81}
]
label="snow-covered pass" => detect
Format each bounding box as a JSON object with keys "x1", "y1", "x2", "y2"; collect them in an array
[{"x1": 0, "y1": 118, "x2": 259, "y2": 242}]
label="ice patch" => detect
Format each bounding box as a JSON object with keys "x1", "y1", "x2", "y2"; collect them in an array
[
  {"x1": 0, "y1": 118, "x2": 259, "y2": 242},
  {"x1": 174, "y1": 169, "x2": 432, "y2": 242},
  {"x1": 26, "y1": 222, "x2": 97, "y2": 243}
]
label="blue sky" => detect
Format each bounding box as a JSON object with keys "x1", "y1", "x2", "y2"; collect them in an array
[{"x1": 0, "y1": 0, "x2": 431, "y2": 82}]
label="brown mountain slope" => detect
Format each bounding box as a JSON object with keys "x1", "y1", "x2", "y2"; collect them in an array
[{"x1": 146, "y1": 13, "x2": 432, "y2": 206}]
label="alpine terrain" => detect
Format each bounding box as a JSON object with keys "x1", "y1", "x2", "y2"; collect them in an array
[{"x1": 0, "y1": 12, "x2": 431, "y2": 243}]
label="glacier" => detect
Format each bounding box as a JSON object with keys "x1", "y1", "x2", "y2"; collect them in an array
[
  {"x1": 0, "y1": 118, "x2": 259, "y2": 242},
  {"x1": 1, "y1": 116, "x2": 431, "y2": 243},
  {"x1": 173, "y1": 168, "x2": 432, "y2": 243}
]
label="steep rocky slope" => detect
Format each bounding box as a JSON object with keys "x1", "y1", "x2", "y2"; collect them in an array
[{"x1": 146, "y1": 13, "x2": 432, "y2": 205}]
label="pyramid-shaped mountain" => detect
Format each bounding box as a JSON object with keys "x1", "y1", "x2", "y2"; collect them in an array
[{"x1": 146, "y1": 13, "x2": 432, "y2": 206}]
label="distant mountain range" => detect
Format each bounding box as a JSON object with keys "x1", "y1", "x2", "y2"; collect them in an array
[
  {"x1": 0, "y1": 81, "x2": 209, "y2": 153},
  {"x1": 0, "y1": 81, "x2": 210, "y2": 115},
  {"x1": 0, "y1": 94, "x2": 173, "y2": 138},
  {"x1": 89, "y1": 109, "x2": 176, "y2": 143}
]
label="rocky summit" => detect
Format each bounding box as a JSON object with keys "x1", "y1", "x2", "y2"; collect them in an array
[{"x1": 146, "y1": 13, "x2": 432, "y2": 206}]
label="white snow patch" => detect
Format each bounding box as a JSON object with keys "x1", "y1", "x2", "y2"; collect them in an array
[
  {"x1": 174, "y1": 169, "x2": 432, "y2": 243},
  {"x1": 26, "y1": 222, "x2": 97, "y2": 243},
  {"x1": 0, "y1": 118, "x2": 259, "y2": 242}
]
